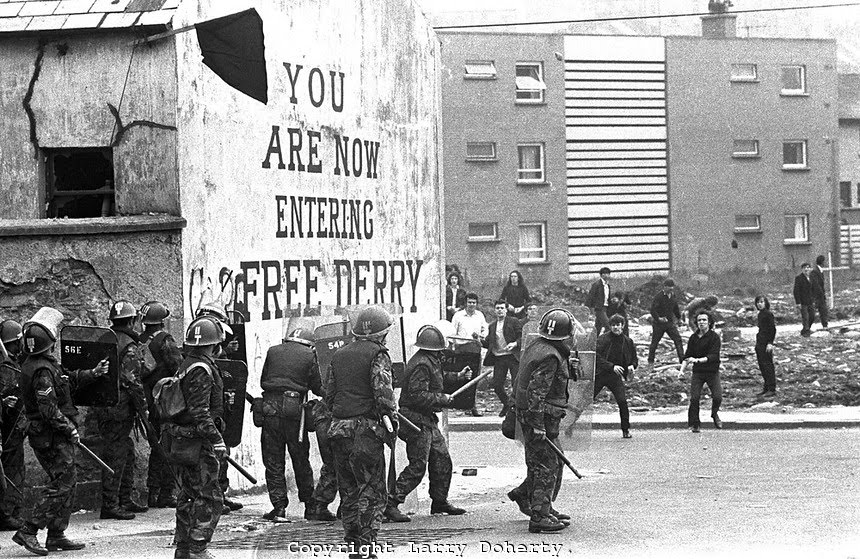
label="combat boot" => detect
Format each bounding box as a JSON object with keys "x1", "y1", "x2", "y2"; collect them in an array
[
  {"x1": 311, "y1": 503, "x2": 337, "y2": 522},
  {"x1": 528, "y1": 515, "x2": 567, "y2": 533},
  {"x1": 223, "y1": 497, "x2": 243, "y2": 511},
  {"x1": 13, "y1": 528, "x2": 48, "y2": 556},
  {"x1": 262, "y1": 507, "x2": 286, "y2": 521},
  {"x1": 507, "y1": 489, "x2": 530, "y2": 517},
  {"x1": 174, "y1": 543, "x2": 190, "y2": 559},
  {"x1": 430, "y1": 501, "x2": 466, "y2": 515},
  {"x1": 122, "y1": 499, "x2": 149, "y2": 513},
  {"x1": 549, "y1": 507, "x2": 571, "y2": 522},
  {"x1": 383, "y1": 504, "x2": 410, "y2": 523},
  {"x1": 45, "y1": 532, "x2": 86, "y2": 551},
  {"x1": 100, "y1": 507, "x2": 136, "y2": 520},
  {"x1": 188, "y1": 541, "x2": 216, "y2": 559}
]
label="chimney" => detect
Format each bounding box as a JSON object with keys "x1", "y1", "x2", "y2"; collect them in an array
[{"x1": 701, "y1": 13, "x2": 737, "y2": 38}]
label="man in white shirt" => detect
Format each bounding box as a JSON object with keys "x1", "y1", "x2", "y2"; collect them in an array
[{"x1": 451, "y1": 293, "x2": 488, "y2": 416}]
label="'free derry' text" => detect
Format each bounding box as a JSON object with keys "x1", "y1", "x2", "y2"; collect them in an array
[{"x1": 283, "y1": 541, "x2": 564, "y2": 557}]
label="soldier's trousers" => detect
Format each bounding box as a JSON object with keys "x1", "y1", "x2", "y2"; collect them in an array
[
  {"x1": 261, "y1": 415, "x2": 314, "y2": 508},
  {"x1": 146, "y1": 415, "x2": 175, "y2": 500},
  {"x1": 98, "y1": 416, "x2": 136, "y2": 509},
  {"x1": 330, "y1": 422, "x2": 386, "y2": 547},
  {"x1": 391, "y1": 419, "x2": 452, "y2": 504},
  {"x1": 175, "y1": 442, "x2": 222, "y2": 545},
  {"x1": 312, "y1": 418, "x2": 337, "y2": 506},
  {"x1": 521, "y1": 425, "x2": 563, "y2": 517},
  {"x1": 0, "y1": 425, "x2": 25, "y2": 521},
  {"x1": 28, "y1": 437, "x2": 76, "y2": 533}
]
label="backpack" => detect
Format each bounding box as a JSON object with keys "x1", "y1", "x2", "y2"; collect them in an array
[
  {"x1": 152, "y1": 361, "x2": 213, "y2": 420},
  {"x1": 140, "y1": 331, "x2": 168, "y2": 377}
]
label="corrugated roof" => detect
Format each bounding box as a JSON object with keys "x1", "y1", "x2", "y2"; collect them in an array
[{"x1": 0, "y1": 0, "x2": 175, "y2": 33}]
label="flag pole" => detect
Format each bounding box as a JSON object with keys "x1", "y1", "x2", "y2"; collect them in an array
[{"x1": 131, "y1": 23, "x2": 196, "y2": 46}]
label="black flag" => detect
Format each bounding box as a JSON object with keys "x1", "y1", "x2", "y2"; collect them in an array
[{"x1": 196, "y1": 8, "x2": 268, "y2": 104}]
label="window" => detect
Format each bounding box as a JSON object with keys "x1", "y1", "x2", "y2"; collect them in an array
[
  {"x1": 518, "y1": 222, "x2": 546, "y2": 263},
  {"x1": 515, "y1": 62, "x2": 545, "y2": 103},
  {"x1": 734, "y1": 214, "x2": 761, "y2": 232},
  {"x1": 781, "y1": 65, "x2": 806, "y2": 95},
  {"x1": 517, "y1": 143, "x2": 545, "y2": 183},
  {"x1": 466, "y1": 142, "x2": 497, "y2": 161},
  {"x1": 840, "y1": 181, "x2": 853, "y2": 208},
  {"x1": 44, "y1": 148, "x2": 115, "y2": 218},
  {"x1": 730, "y1": 63, "x2": 758, "y2": 82},
  {"x1": 467, "y1": 222, "x2": 498, "y2": 242},
  {"x1": 732, "y1": 139, "x2": 760, "y2": 158},
  {"x1": 464, "y1": 60, "x2": 496, "y2": 79},
  {"x1": 784, "y1": 214, "x2": 809, "y2": 244},
  {"x1": 782, "y1": 140, "x2": 808, "y2": 169}
]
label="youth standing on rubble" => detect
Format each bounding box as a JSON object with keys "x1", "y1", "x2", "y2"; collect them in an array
[
  {"x1": 754, "y1": 295, "x2": 776, "y2": 398},
  {"x1": 165, "y1": 316, "x2": 227, "y2": 559},
  {"x1": 326, "y1": 307, "x2": 398, "y2": 559},
  {"x1": 0, "y1": 320, "x2": 25, "y2": 531},
  {"x1": 684, "y1": 310, "x2": 723, "y2": 433},
  {"x1": 13, "y1": 307, "x2": 108, "y2": 555},
  {"x1": 259, "y1": 326, "x2": 328, "y2": 521},
  {"x1": 512, "y1": 309, "x2": 576, "y2": 534},
  {"x1": 647, "y1": 279, "x2": 685, "y2": 367},
  {"x1": 96, "y1": 301, "x2": 148, "y2": 520},
  {"x1": 384, "y1": 324, "x2": 469, "y2": 523},
  {"x1": 594, "y1": 314, "x2": 637, "y2": 439},
  {"x1": 139, "y1": 301, "x2": 183, "y2": 508}
]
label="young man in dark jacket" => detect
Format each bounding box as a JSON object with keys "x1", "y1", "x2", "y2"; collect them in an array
[
  {"x1": 754, "y1": 295, "x2": 777, "y2": 398},
  {"x1": 483, "y1": 301, "x2": 523, "y2": 417},
  {"x1": 595, "y1": 315, "x2": 637, "y2": 438},
  {"x1": 684, "y1": 310, "x2": 722, "y2": 433},
  {"x1": 793, "y1": 263, "x2": 815, "y2": 337},
  {"x1": 648, "y1": 279, "x2": 684, "y2": 366}
]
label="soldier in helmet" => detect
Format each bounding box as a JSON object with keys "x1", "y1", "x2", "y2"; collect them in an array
[
  {"x1": 139, "y1": 301, "x2": 183, "y2": 508},
  {"x1": 510, "y1": 308, "x2": 577, "y2": 534},
  {"x1": 164, "y1": 316, "x2": 228, "y2": 559},
  {"x1": 194, "y1": 303, "x2": 243, "y2": 515},
  {"x1": 13, "y1": 308, "x2": 108, "y2": 555},
  {"x1": 0, "y1": 320, "x2": 25, "y2": 531},
  {"x1": 326, "y1": 306, "x2": 398, "y2": 559},
  {"x1": 94, "y1": 301, "x2": 148, "y2": 521},
  {"x1": 257, "y1": 325, "x2": 327, "y2": 521},
  {"x1": 384, "y1": 324, "x2": 470, "y2": 523}
]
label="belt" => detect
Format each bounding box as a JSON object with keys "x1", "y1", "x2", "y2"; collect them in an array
[{"x1": 264, "y1": 390, "x2": 302, "y2": 399}]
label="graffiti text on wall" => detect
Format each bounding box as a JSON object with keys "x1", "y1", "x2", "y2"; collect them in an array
[{"x1": 261, "y1": 64, "x2": 379, "y2": 178}]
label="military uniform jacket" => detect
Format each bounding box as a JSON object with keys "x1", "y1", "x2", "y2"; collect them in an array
[
  {"x1": 0, "y1": 355, "x2": 23, "y2": 429},
  {"x1": 166, "y1": 354, "x2": 224, "y2": 446},
  {"x1": 514, "y1": 338, "x2": 570, "y2": 431},
  {"x1": 140, "y1": 328, "x2": 182, "y2": 399},
  {"x1": 260, "y1": 340, "x2": 322, "y2": 396},
  {"x1": 398, "y1": 350, "x2": 447, "y2": 424},
  {"x1": 20, "y1": 354, "x2": 98, "y2": 440}
]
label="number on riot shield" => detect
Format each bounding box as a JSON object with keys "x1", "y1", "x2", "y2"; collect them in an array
[{"x1": 60, "y1": 326, "x2": 119, "y2": 407}]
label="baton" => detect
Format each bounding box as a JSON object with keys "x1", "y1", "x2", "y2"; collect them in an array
[
  {"x1": 226, "y1": 455, "x2": 257, "y2": 484},
  {"x1": 4, "y1": 475, "x2": 20, "y2": 495},
  {"x1": 77, "y1": 441, "x2": 115, "y2": 476},
  {"x1": 394, "y1": 412, "x2": 420, "y2": 435},
  {"x1": 298, "y1": 394, "x2": 307, "y2": 444},
  {"x1": 546, "y1": 439, "x2": 582, "y2": 479},
  {"x1": 449, "y1": 368, "x2": 491, "y2": 399}
]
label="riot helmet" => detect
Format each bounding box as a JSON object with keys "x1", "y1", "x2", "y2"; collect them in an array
[
  {"x1": 538, "y1": 308, "x2": 574, "y2": 341},
  {"x1": 109, "y1": 300, "x2": 138, "y2": 322},
  {"x1": 0, "y1": 320, "x2": 23, "y2": 344},
  {"x1": 352, "y1": 306, "x2": 393, "y2": 339},
  {"x1": 184, "y1": 316, "x2": 225, "y2": 347},
  {"x1": 21, "y1": 322, "x2": 56, "y2": 355},
  {"x1": 414, "y1": 325, "x2": 446, "y2": 351},
  {"x1": 140, "y1": 301, "x2": 171, "y2": 325},
  {"x1": 196, "y1": 302, "x2": 228, "y2": 323},
  {"x1": 286, "y1": 327, "x2": 315, "y2": 347}
]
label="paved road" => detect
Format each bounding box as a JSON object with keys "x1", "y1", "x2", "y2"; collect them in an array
[{"x1": 0, "y1": 428, "x2": 856, "y2": 558}]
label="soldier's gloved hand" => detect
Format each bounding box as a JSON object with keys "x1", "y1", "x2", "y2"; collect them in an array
[
  {"x1": 532, "y1": 428, "x2": 547, "y2": 441},
  {"x1": 441, "y1": 394, "x2": 454, "y2": 406},
  {"x1": 70, "y1": 428, "x2": 81, "y2": 445},
  {"x1": 215, "y1": 417, "x2": 226, "y2": 433},
  {"x1": 93, "y1": 358, "x2": 110, "y2": 377},
  {"x1": 213, "y1": 441, "x2": 228, "y2": 458},
  {"x1": 2, "y1": 395, "x2": 17, "y2": 408}
]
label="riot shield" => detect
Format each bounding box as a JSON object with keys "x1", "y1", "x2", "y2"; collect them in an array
[
  {"x1": 60, "y1": 326, "x2": 119, "y2": 407},
  {"x1": 314, "y1": 318, "x2": 352, "y2": 386},
  {"x1": 215, "y1": 359, "x2": 248, "y2": 448}
]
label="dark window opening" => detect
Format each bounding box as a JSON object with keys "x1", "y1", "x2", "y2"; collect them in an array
[
  {"x1": 45, "y1": 148, "x2": 115, "y2": 218},
  {"x1": 840, "y1": 181, "x2": 852, "y2": 208}
]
